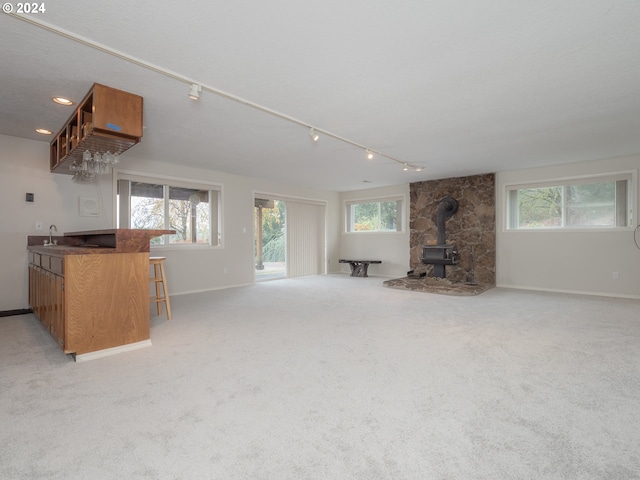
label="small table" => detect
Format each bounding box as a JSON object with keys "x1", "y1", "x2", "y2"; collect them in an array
[{"x1": 339, "y1": 259, "x2": 382, "y2": 277}]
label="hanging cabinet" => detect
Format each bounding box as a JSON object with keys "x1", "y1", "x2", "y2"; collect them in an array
[{"x1": 50, "y1": 83, "x2": 143, "y2": 174}]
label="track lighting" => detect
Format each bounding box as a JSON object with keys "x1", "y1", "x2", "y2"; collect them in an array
[
  {"x1": 10, "y1": 16, "x2": 420, "y2": 174},
  {"x1": 366, "y1": 149, "x2": 374, "y2": 160},
  {"x1": 188, "y1": 83, "x2": 202, "y2": 100}
]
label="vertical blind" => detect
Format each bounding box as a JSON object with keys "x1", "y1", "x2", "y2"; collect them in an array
[{"x1": 285, "y1": 201, "x2": 326, "y2": 278}]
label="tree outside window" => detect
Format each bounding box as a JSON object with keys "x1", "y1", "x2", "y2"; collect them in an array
[
  {"x1": 346, "y1": 198, "x2": 403, "y2": 233},
  {"x1": 119, "y1": 178, "x2": 220, "y2": 246}
]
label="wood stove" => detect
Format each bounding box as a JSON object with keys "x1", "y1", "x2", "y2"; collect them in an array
[
  {"x1": 421, "y1": 196, "x2": 459, "y2": 278},
  {"x1": 421, "y1": 244, "x2": 459, "y2": 277}
]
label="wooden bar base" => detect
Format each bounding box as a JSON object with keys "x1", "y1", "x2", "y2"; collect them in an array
[{"x1": 28, "y1": 229, "x2": 173, "y2": 360}]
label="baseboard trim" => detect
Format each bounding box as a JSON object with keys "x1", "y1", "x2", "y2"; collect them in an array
[
  {"x1": 496, "y1": 284, "x2": 640, "y2": 300},
  {"x1": 170, "y1": 282, "x2": 254, "y2": 297},
  {"x1": 74, "y1": 339, "x2": 152, "y2": 363},
  {"x1": 0, "y1": 309, "x2": 33, "y2": 317}
]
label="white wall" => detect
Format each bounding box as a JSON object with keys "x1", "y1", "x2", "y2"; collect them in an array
[
  {"x1": 0, "y1": 134, "x2": 340, "y2": 311},
  {"x1": 496, "y1": 154, "x2": 640, "y2": 298},
  {"x1": 339, "y1": 185, "x2": 411, "y2": 278},
  {"x1": 0, "y1": 135, "x2": 113, "y2": 310}
]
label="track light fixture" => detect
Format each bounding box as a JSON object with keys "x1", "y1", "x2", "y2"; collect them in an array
[
  {"x1": 188, "y1": 83, "x2": 202, "y2": 100},
  {"x1": 304, "y1": 126, "x2": 423, "y2": 172}
]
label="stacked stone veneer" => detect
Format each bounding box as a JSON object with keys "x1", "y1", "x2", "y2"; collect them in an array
[{"x1": 410, "y1": 173, "x2": 496, "y2": 285}]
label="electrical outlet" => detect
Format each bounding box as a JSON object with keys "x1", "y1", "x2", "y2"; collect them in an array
[
  {"x1": 224, "y1": 267, "x2": 228, "y2": 274},
  {"x1": 35, "y1": 221, "x2": 43, "y2": 231},
  {"x1": 612, "y1": 271, "x2": 620, "y2": 280}
]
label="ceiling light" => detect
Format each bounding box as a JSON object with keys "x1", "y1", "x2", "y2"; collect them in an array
[
  {"x1": 366, "y1": 149, "x2": 374, "y2": 160},
  {"x1": 52, "y1": 97, "x2": 73, "y2": 106},
  {"x1": 188, "y1": 83, "x2": 202, "y2": 100},
  {"x1": 403, "y1": 163, "x2": 409, "y2": 171},
  {"x1": 309, "y1": 128, "x2": 319, "y2": 142},
  {"x1": 35, "y1": 128, "x2": 52, "y2": 135},
  {"x1": 415, "y1": 166, "x2": 423, "y2": 172}
]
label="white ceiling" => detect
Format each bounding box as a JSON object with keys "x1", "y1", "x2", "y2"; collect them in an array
[{"x1": 1, "y1": 1, "x2": 639, "y2": 191}]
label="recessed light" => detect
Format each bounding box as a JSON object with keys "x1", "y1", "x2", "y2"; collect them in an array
[
  {"x1": 35, "y1": 128, "x2": 52, "y2": 135},
  {"x1": 52, "y1": 97, "x2": 74, "y2": 106}
]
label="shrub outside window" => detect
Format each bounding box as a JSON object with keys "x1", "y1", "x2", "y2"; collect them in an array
[
  {"x1": 507, "y1": 174, "x2": 632, "y2": 230},
  {"x1": 345, "y1": 197, "x2": 403, "y2": 233}
]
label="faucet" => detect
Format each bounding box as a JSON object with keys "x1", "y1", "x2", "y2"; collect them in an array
[{"x1": 49, "y1": 224, "x2": 57, "y2": 245}]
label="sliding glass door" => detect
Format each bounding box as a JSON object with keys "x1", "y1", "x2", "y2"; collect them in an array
[
  {"x1": 254, "y1": 196, "x2": 326, "y2": 281},
  {"x1": 255, "y1": 198, "x2": 287, "y2": 281}
]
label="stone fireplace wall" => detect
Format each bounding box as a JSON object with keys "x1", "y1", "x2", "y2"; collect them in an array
[{"x1": 410, "y1": 173, "x2": 496, "y2": 284}]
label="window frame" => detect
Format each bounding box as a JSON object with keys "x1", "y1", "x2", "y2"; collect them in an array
[
  {"x1": 505, "y1": 172, "x2": 634, "y2": 232},
  {"x1": 343, "y1": 195, "x2": 406, "y2": 234},
  {"x1": 115, "y1": 170, "x2": 223, "y2": 249}
]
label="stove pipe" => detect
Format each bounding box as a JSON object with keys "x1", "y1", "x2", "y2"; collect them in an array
[{"x1": 435, "y1": 196, "x2": 458, "y2": 245}]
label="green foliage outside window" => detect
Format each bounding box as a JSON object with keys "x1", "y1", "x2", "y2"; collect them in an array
[
  {"x1": 258, "y1": 200, "x2": 286, "y2": 262},
  {"x1": 351, "y1": 200, "x2": 399, "y2": 232},
  {"x1": 511, "y1": 177, "x2": 628, "y2": 229}
]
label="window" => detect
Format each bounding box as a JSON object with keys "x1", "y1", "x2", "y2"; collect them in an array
[
  {"x1": 345, "y1": 197, "x2": 403, "y2": 233},
  {"x1": 506, "y1": 174, "x2": 632, "y2": 230},
  {"x1": 117, "y1": 174, "x2": 221, "y2": 246}
]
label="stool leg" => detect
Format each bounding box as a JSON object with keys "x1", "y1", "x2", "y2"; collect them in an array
[
  {"x1": 159, "y1": 261, "x2": 171, "y2": 320},
  {"x1": 154, "y1": 263, "x2": 163, "y2": 316}
]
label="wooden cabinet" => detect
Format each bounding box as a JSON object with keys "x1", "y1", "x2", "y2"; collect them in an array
[
  {"x1": 28, "y1": 251, "x2": 149, "y2": 356},
  {"x1": 50, "y1": 83, "x2": 143, "y2": 174},
  {"x1": 28, "y1": 252, "x2": 65, "y2": 349}
]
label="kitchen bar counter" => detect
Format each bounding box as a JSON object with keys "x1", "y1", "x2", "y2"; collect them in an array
[{"x1": 27, "y1": 229, "x2": 174, "y2": 361}]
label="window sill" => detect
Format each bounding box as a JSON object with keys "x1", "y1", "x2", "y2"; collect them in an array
[
  {"x1": 504, "y1": 227, "x2": 634, "y2": 233},
  {"x1": 151, "y1": 244, "x2": 223, "y2": 251},
  {"x1": 343, "y1": 230, "x2": 406, "y2": 235}
]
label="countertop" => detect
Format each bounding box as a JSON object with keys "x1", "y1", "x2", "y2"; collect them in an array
[{"x1": 27, "y1": 229, "x2": 175, "y2": 255}]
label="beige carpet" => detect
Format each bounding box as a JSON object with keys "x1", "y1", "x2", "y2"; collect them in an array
[{"x1": 1, "y1": 274, "x2": 639, "y2": 479}]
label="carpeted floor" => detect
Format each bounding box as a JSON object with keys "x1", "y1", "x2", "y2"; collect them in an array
[{"x1": 1, "y1": 274, "x2": 639, "y2": 479}]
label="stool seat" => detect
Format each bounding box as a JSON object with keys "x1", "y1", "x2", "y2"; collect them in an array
[{"x1": 149, "y1": 257, "x2": 171, "y2": 320}]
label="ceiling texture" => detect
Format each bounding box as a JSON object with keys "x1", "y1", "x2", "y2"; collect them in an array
[{"x1": 1, "y1": 1, "x2": 639, "y2": 191}]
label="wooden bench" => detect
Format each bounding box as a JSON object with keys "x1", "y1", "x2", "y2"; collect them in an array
[{"x1": 339, "y1": 259, "x2": 382, "y2": 277}]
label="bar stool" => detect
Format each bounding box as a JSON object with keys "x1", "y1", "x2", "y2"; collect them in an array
[{"x1": 149, "y1": 257, "x2": 171, "y2": 320}]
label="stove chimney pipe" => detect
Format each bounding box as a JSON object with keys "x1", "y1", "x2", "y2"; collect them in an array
[{"x1": 435, "y1": 196, "x2": 458, "y2": 245}]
